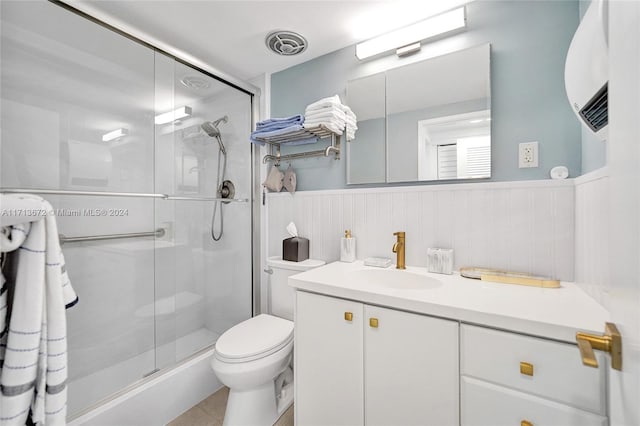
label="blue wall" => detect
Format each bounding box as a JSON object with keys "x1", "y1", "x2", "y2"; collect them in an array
[{"x1": 271, "y1": 1, "x2": 581, "y2": 190}]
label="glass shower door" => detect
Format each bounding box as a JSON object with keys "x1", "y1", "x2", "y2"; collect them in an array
[
  {"x1": 154, "y1": 58, "x2": 253, "y2": 369},
  {"x1": 1, "y1": 0, "x2": 254, "y2": 419},
  {"x1": 0, "y1": 0, "x2": 157, "y2": 416}
]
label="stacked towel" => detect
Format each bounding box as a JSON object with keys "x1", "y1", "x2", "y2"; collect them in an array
[
  {"x1": 303, "y1": 95, "x2": 358, "y2": 141},
  {"x1": 250, "y1": 115, "x2": 318, "y2": 146},
  {"x1": 0, "y1": 195, "x2": 78, "y2": 426},
  {"x1": 255, "y1": 114, "x2": 304, "y2": 132},
  {"x1": 342, "y1": 105, "x2": 358, "y2": 141}
]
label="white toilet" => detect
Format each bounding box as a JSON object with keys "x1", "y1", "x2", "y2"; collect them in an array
[{"x1": 211, "y1": 256, "x2": 325, "y2": 426}]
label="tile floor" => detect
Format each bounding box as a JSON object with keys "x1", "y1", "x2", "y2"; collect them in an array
[{"x1": 167, "y1": 387, "x2": 294, "y2": 426}]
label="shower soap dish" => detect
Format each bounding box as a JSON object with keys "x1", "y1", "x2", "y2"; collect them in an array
[
  {"x1": 460, "y1": 267, "x2": 561, "y2": 288},
  {"x1": 364, "y1": 257, "x2": 392, "y2": 268}
]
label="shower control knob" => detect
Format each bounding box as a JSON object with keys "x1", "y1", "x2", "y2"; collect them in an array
[{"x1": 220, "y1": 180, "x2": 235, "y2": 203}]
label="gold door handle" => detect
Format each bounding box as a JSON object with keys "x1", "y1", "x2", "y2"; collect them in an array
[
  {"x1": 369, "y1": 318, "x2": 379, "y2": 328},
  {"x1": 521, "y1": 421, "x2": 533, "y2": 426},
  {"x1": 575, "y1": 322, "x2": 622, "y2": 371},
  {"x1": 344, "y1": 312, "x2": 353, "y2": 321},
  {"x1": 576, "y1": 338, "x2": 598, "y2": 367}
]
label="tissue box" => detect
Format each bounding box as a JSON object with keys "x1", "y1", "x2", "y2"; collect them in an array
[{"x1": 283, "y1": 237, "x2": 309, "y2": 262}]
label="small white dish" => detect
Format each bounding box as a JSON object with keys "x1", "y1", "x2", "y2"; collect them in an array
[{"x1": 550, "y1": 166, "x2": 569, "y2": 179}]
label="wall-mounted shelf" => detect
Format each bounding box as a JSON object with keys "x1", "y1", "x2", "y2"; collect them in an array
[{"x1": 260, "y1": 124, "x2": 341, "y2": 166}]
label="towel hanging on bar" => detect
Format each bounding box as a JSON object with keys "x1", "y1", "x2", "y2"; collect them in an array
[{"x1": 0, "y1": 194, "x2": 78, "y2": 425}]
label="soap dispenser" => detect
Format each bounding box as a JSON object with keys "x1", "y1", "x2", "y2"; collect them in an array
[{"x1": 340, "y1": 230, "x2": 356, "y2": 263}]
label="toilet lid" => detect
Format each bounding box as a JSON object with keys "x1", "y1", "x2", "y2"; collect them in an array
[{"x1": 215, "y1": 314, "x2": 294, "y2": 361}]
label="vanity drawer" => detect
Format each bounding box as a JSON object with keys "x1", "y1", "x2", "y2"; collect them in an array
[
  {"x1": 461, "y1": 324, "x2": 606, "y2": 414},
  {"x1": 461, "y1": 376, "x2": 607, "y2": 426}
]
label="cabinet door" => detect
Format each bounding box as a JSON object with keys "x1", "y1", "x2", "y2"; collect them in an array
[
  {"x1": 295, "y1": 291, "x2": 364, "y2": 426},
  {"x1": 461, "y1": 376, "x2": 607, "y2": 426},
  {"x1": 364, "y1": 305, "x2": 459, "y2": 426}
]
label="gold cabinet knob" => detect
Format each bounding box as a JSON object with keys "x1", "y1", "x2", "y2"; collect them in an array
[
  {"x1": 344, "y1": 312, "x2": 353, "y2": 321},
  {"x1": 369, "y1": 318, "x2": 379, "y2": 328},
  {"x1": 520, "y1": 362, "x2": 534, "y2": 376},
  {"x1": 521, "y1": 421, "x2": 533, "y2": 426}
]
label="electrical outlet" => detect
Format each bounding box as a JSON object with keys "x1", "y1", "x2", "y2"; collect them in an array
[{"x1": 519, "y1": 141, "x2": 539, "y2": 168}]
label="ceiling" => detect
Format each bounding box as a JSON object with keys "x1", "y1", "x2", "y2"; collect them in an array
[{"x1": 66, "y1": 0, "x2": 471, "y2": 83}]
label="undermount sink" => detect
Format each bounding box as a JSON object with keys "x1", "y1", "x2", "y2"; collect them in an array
[{"x1": 349, "y1": 268, "x2": 442, "y2": 290}]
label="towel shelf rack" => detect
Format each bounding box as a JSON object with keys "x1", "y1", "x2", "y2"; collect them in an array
[
  {"x1": 59, "y1": 228, "x2": 165, "y2": 245},
  {"x1": 260, "y1": 124, "x2": 341, "y2": 166}
]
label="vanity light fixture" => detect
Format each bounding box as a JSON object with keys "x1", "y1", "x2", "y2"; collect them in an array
[
  {"x1": 155, "y1": 106, "x2": 192, "y2": 125},
  {"x1": 355, "y1": 7, "x2": 466, "y2": 60},
  {"x1": 396, "y1": 42, "x2": 422, "y2": 57},
  {"x1": 102, "y1": 128, "x2": 128, "y2": 142}
]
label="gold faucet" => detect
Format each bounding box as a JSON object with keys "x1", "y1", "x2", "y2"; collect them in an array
[{"x1": 392, "y1": 232, "x2": 406, "y2": 269}]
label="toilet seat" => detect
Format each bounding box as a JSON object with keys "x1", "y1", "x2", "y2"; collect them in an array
[{"x1": 214, "y1": 314, "x2": 294, "y2": 363}]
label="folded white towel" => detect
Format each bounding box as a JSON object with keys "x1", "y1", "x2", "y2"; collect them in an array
[
  {"x1": 304, "y1": 94, "x2": 341, "y2": 113},
  {"x1": 303, "y1": 95, "x2": 358, "y2": 139},
  {"x1": 306, "y1": 108, "x2": 346, "y2": 121},
  {"x1": 304, "y1": 121, "x2": 344, "y2": 135},
  {"x1": 345, "y1": 116, "x2": 358, "y2": 127},
  {"x1": 304, "y1": 118, "x2": 345, "y2": 131},
  {"x1": 305, "y1": 117, "x2": 346, "y2": 130}
]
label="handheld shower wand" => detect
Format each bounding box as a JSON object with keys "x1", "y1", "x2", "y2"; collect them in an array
[{"x1": 201, "y1": 116, "x2": 229, "y2": 241}]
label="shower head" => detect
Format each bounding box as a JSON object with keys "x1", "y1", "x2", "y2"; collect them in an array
[
  {"x1": 201, "y1": 116, "x2": 228, "y2": 137},
  {"x1": 201, "y1": 116, "x2": 228, "y2": 154}
]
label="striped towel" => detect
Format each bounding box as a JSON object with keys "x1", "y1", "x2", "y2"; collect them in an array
[{"x1": 0, "y1": 196, "x2": 78, "y2": 426}]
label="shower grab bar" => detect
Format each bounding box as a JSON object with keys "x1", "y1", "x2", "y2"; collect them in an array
[
  {"x1": 0, "y1": 188, "x2": 248, "y2": 203},
  {"x1": 59, "y1": 228, "x2": 165, "y2": 245}
]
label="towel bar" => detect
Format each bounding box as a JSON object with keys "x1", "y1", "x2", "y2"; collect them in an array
[
  {"x1": 262, "y1": 129, "x2": 341, "y2": 166},
  {"x1": 59, "y1": 228, "x2": 165, "y2": 245},
  {"x1": 0, "y1": 188, "x2": 248, "y2": 203}
]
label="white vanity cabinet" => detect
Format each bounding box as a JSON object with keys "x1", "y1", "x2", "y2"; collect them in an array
[
  {"x1": 295, "y1": 291, "x2": 364, "y2": 426},
  {"x1": 295, "y1": 291, "x2": 459, "y2": 426},
  {"x1": 289, "y1": 261, "x2": 611, "y2": 426},
  {"x1": 460, "y1": 324, "x2": 608, "y2": 426}
]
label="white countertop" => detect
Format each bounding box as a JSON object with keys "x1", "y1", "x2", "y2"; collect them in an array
[{"x1": 289, "y1": 261, "x2": 610, "y2": 343}]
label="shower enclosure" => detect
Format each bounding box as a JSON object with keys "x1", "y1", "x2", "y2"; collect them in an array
[{"x1": 0, "y1": 0, "x2": 256, "y2": 418}]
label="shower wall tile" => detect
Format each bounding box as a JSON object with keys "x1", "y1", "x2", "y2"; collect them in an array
[
  {"x1": 266, "y1": 179, "x2": 576, "y2": 281},
  {"x1": 574, "y1": 168, "x2": 610, "y2": 309}
]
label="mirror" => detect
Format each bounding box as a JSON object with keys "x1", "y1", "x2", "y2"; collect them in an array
[
  {"x1": 346, "y1": 73, "x2": 386, "y2": 184},
  {"x1": 347, "y1": 43, "x2": 491, "y2": 184}
]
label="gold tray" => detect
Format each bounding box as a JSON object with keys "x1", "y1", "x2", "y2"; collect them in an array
[{"x1": 460, "y1": 267, "x2": 561, "y2": 288}]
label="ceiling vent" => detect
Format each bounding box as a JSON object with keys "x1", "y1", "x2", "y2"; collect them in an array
[{"x1": 265, "y1": 30, "x2": 308, "y2": 56}]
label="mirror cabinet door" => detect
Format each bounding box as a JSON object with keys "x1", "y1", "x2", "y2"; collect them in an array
[
  {"x1": 347, "y1": 43, "x2": 491, "y2": 184},
  {"x1": 387, "y1": 44, "x2": 491, "y2": 182},
  {"x1": 346, "y1": 73, "x2": 386, "y2": 184}
]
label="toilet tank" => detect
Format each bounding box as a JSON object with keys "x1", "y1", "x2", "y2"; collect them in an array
[{"x1": 266, "y1": 256, "x2": 325, "y2": 320}]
